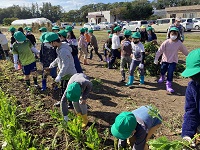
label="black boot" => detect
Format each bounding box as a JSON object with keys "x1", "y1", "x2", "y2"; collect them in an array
[{"x1": 120, "y1": 71, "x2": 125, "y2": 82}]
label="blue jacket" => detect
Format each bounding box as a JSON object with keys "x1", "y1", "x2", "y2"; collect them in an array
[{"x1": 182, "y1": 81, "x2": 200, "y2": 138}]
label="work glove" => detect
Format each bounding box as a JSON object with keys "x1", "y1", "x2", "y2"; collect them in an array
[
  {"x1": 64, "y1": 116, "x2": 69, "y2": 122},
  {"x1": 154, "y1": 59, "x2": 158, "y2": 65},
  {"x1": 55, "y1": 75, "x2": 61, "y2": 82},
  {"x1": 138, "y1": 63, "x2": 144, "y2": 69},
  {"x1": 14, "y1": 64, "x2": 18, "y2": 70},
  {"x1": 183, "y1": 136, "x2": 195, "y2": 147}
]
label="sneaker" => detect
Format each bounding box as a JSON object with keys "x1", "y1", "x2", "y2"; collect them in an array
[{"x1": 68, "y1": 104, "x2": 74, "y2": 109}]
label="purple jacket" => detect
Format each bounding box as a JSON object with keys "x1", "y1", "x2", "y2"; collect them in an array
[{"x1": 182, "y1": 80, "x2": 200, "y2": 138}]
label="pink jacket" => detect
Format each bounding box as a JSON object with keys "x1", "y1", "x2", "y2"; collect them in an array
[{"x1": 155, "y1": 39, "x2": 188, "y2": 63}]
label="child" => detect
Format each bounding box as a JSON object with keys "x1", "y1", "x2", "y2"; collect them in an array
[
  {"x1": 120, "y1": 30, "x2": 132, "y2": 82},
  {"x1": 84, "y1": 27, "x2": 90, "y2": 53},
  {"x1": 26, "y1": 27, "x2": 36, "y2": 47},
  {"x1": 103, "y1": 34, "x2": 112, "y2": 63},
  {"x1": 111, "y1": 106, "x2": 162, "y2": 150},
  {"x1": 0, "y1": 31, "x2": 9, "y2": 60},
  {"x1": 52, "y1": 26, "x2": 60, "y2": 33},
  {"x1": 147, "y1": 27, "x2": 158, "y2": 45},
  {"x1": 78, "y1": 28, "x2": 88, "y2": 65},
  {"x1": 107, "y1": 30, "x2": 111, "y2": 36},
  {"x1": 58, "y1": 30, "x2": 68, "y2": 43},
  {"x1": 39, "y1": 32, "x2": 58, "y2": 91},
  {"x1": 88, "y1": 29, "x2": 103, "y2": 61},
  {"x1": 126, "y1": 32, "x2": 145, "y2": 86},
  {"x1": 140, "y1": 25, "x2": 148, "y2": 43},
  {"x1": 44, "y1": 32, "x2": 77, "y2": 104},
  {"x1": 8, "y1": 27, "x2": 16, "y2": 61},
  {"x1": 154, "y1": 27, "x2": 188, "y2": 93},
  {"x1": 12, "y1": 31, "x2": 39, "y2": 90},
  {"x1": 39, "y1": 27, "x2": 47, "y2": 33},
  {"x1": 60, "y1": 73, "x2": 92, "y2": 128},
  {"x1": 66, "y1": 28, "x2": 83, "y2": 73},
  {"x1": 108, "y1": 26, "x2": 121, "y2": 69},
  {"x1": 181, "y1": 49, "x2": 200, "y2": 146}
]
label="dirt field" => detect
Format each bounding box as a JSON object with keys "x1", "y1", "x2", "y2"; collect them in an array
[{"x1": 0, "y1": 30, "x2": 200, "y2": 149}]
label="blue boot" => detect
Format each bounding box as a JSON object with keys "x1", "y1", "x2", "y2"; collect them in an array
[
  {"x1": 140, "y1": 76, "x2": 145, "y2": 84},
  {"x1": 125, "y1": 76, "x2": 134, "y2": 86},
  {"x1": 41, "y1": 79, "x2": 47, "y2": 91}
]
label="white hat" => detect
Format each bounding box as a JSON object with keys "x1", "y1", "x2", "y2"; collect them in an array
[{"x1": 175, "y1": 17, "x2": 181, "y2": 21}]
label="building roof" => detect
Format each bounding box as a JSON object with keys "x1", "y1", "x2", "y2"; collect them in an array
[
  {"x1": 11, "y1": 18, "x2": 52, "y2": 25},
  {"x1": 86, "y1": 14, "x2": 104, "y2": 18},
  {"x1": 166, "y1": 5, "x2": 200, "y2": 12}
]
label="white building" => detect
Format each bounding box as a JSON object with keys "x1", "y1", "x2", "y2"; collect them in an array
[
  {"x1": 11, "y1": 18, "x2": 52, "y2": 26},
  {"x1": 86, "y1": 11, "x2": 117, "y2": 24}
]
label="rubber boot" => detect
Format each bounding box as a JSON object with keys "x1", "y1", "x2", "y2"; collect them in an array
[
  {"x1": 108, "y1": 62, "x2": 113, "y2": 69},
  {"x1": 158, "y1": 75, "x2": 165, "y2": 83},
  {"x1": 125, "y1": 76, "x2": 134, "y2": 86},
  {"x1": 83, "y1": 59, "x2": 89, "y2": 65},
  {"x1": 140, "y1": 76, "x2": 145, "y2": 84},
  {"x1": 41, "y1": 79, "x2": 47, "y2": 91},
  {"x1": 166, "y1": 81, "x2": 174, "y2": 93},
  {"x1": 81, "y1": 114, "x2": 88, "y2": 128},
  {"x1": 120, "y1": 71, "x2": 125, "y2": 82}
]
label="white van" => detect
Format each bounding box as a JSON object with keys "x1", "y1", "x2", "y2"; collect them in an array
[
  {"x1": 181, "y1": 18, "x2": 193, "y2": 31},
  {"x1": 122, "y1": 20, "x2": 148, "y2": 32},
  {"x1": 152, "y1": 18, "x2": 175, "y2": 32}
]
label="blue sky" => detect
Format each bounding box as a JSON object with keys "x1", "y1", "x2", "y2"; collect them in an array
[{"x1": 1, "y1": 0, "x2": 153, "y2": 12}]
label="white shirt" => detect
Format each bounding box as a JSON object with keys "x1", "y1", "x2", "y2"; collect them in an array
[
  {"x1": 112, "y1": 34, "x2": 120, "y2": 49},
  {"x1": 131, "y1": 42, "x2": 145, "y2": 61}
]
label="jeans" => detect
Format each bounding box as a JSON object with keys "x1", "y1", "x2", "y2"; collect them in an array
[
  {"x1": 129, "y1": 60, "x2": 144, "y2": 76},
  {"x1": 160, "y1": 62, "x2": 176, "y2": 82},
  {"x1": 109, "y1": 49, "x2": 121, "y2": 66}
]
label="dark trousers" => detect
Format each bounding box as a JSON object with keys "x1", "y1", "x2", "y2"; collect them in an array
[
  {"x1": 90, "y1": 47, "x2": 103, "y2": 60},
  {"x1": 109, "y1": 49, "x2": 121, "y2": 67},
  {"x1": 160, "y1": 62, "x2": 176, "y2": 82},
  {"x1": 73, "y1": 55, "x2": 83, "y2": 73}
]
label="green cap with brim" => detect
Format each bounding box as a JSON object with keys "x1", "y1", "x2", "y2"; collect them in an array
[
  {"x1": 66, "y1": 82, "x2": 81, "y2": 102},
  {"x1": 14, "y1": 31, "x2": 26, "y2": 42},
  {"x1": 131, "y1": 32, "x2": 141, "y2": 39},
  {"x1": 181, "y1": 48, "x2": 200, "y2": 77},
  {"x1": 88, "y1": 29, "x2": 93, "y2": 33},
  {"x1": 111, "y1": 112, "x2": 137, "y2": 140},
  {"x1": 9, "y1": 27, "x2": 16, "y2": 32},
  {"x1": 52, "y1": 26, "x2": 60, "y2": 30},
  {"x1": 43, "y1": 32, "x2": 59, "y2": 43},
  {"x1": 107, "y1": 30, "x2": 111, "y2": 33},
  {"x1": 27, "y1": 27, "x2": 32, "y2": 32},
  {"x1": 84, "y1": 27, "x2": 88, "y2": 31},
  {"x1": 170, "y1": 27, "x2": 179, "y2": 32},
  {"x1": 39, "y1": 32, "x2": 47, "y2": 43},
  {"x1": 39, "y1": 27, "x2": 47, "y2": 32},
  {"x1": 24, "y1": 27, "x2": 29, "y2": 31},
  {"x1": 114, "y1": 26, "x2": 121, "y2": 31},
  {"x1": 124, "y1": 29, "x2": 132, "y2": 36},
  {"x1": 147, "y1": 27, "x2": 153, "y2": 31},
  {"x1": 58, "y1": 30, "x2": 67, "y2": 37},
  {"x1": 65, "y1": 26, "x2": 73, "y2": 32},
  {"x1": 80, "y1": 28, "x2": 85, "y2": 33},
  {"x1": 109, "y1": 34, "x2": 113, "y2": 38}
]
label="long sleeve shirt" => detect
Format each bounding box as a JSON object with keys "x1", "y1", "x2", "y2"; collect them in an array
[
  {"x1": 90, "y1": 34, "x2": 98, "y2": 48},
  {"x1": 112, "y1": 34, "x2": 120, "y2": 49},
  {"x1": 182, "y1": 81, "x2": 200, "y2": 138},
  {"x1": 155, "y1": 39, "x2": 188, "y2": 63},
  {"x1": 78, "y1": 35, "x2": 87, "y2": 49},
  {"x1": 49, "y1": 43, "x2": 77, "y2": 77}
]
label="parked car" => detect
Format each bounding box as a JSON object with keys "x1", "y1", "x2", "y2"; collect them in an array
[
  {"x1": 151, "y1": 18, "x2": 176, "y2": 32},
  {"x1": 61, "y1": 22, "x2": 74, "y2": 29},
  {"x1": 83, "y1": 23, "x2": 100, "y2": 31},
  {"x1": 122, "y1": 20, "x2": 148, "y2": 31},
  {"x1": 193, "y1": 18, "x2": 200, "y2": 21},
  {"x1": 181, "y1": 18, "x2": 193, "y2": 31},
  {"x1": 98, "y1": 22, "x2": 112, "y2": 29},
  {"x1": 193, "y1": 20, "x2": 200, "y2": 30}
]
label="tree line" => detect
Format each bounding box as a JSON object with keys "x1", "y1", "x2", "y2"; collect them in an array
[{"x1": 1, "y1": 0, "x2": 200, "y2": 25}]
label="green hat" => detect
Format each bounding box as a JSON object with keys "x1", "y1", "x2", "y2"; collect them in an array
[
  {"x1": 24, "y1": 27, "x2": 28, "y2": 31},
  {"x1": 39, "y1": 32, "x2": 47, "y2": 43},
  {"x1": 170, "y1": 27, "x2": 179, "y2": 32},
  {"x1": 111, "y1": 112, "x2": 137, "y2": 140},
  {"x1": 84, "y1": 27, "x2": 88, "y2": 31},
  {"x1": 8, "y1": 27, "x2": 16, "y2": 32},
  {"x1": 80, "y1": 28, "x2": 85, "y2": 33},
  {"x1": 124, "y1": 30, "x2": 132, "y2": 36},
  {"x1": 88, "y1": 29, "x2": 93, "y2": 33},
  {"x1": 43, "y1": 32, "x2": 59, "y2": 43},
  {"x1": 114, "y1": 26, "x2": 121, "y2": 32},
  {"x1": 58, "y1": 30, "x2": 67, "y2": 37},
  {"x1": 39, "y1": 27, "x2": 47, "y2": 32},
  {"x1": 65, "y1": 26, "x2": 73, "y2": 32},
  {"x1": 14, "y1": 31, "x2": 26, "y2": 42},
  {"x1": 109, "y1": 34, "x2": 113, "y2": 38},
  {"x1": 181, "y1": 49, "x2": 200, "y2": 77},
  {"x1": 147, "y1": 27, "x2": 153, "y2": 31},
  {"x1": 27, "y1": 27, "x2": 32, "y2": 32},
  {"x1": 107, "y1": 30, "x2": 111, "y2": 33},
  {"x1": 52, "y1": 26, "x2": 60, "y2": 30},
  {"x1": 66, "y1": 82, "x2": 81, "y2": 102},
  {"x1": 131, "y1": 32, "x2": 141, "y2": 39}
]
